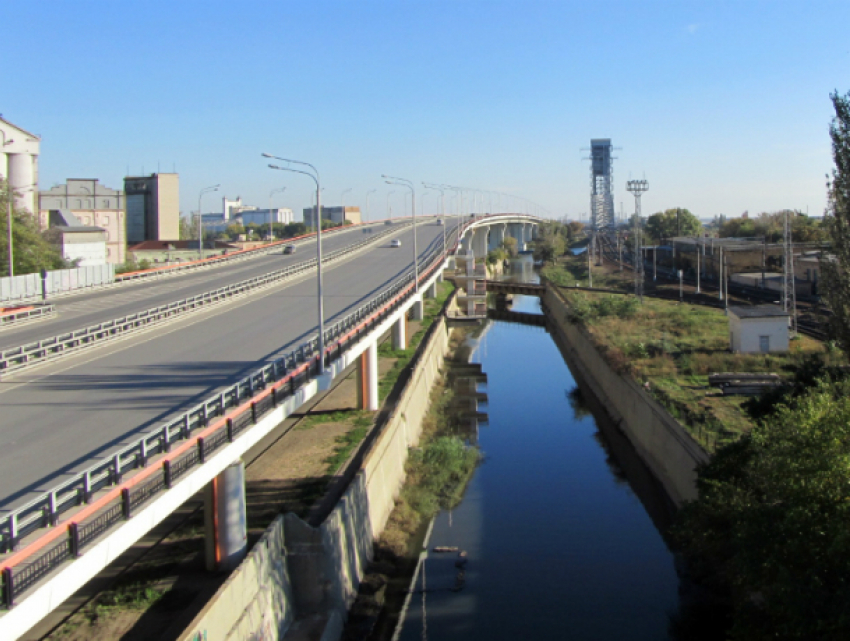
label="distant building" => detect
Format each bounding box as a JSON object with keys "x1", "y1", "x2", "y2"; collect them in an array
[
  {"x1": 124, "y1": 173, "x2": 180, "y2": 243},
  {"x1": 302, "y1": 206, "x2": 361, "y2": 226},
  {"x1": 128, "y1": 239, "x2": 238, "y2": 265},
  {"x1": 239, "y1": 208, "x2": 294, "y2": 226},
  {"x1": 0, "y1": 117, "x2": 40, "y2": 215},
  {"x1": 727, "y1": 305, "x2": 790, "y2": 353},
  {"x1": 42, "y1": 210, "x2": 108, "y2": 266},
  {"x1": 39, "y1": 179, "x2": 126, "y2": 264}
]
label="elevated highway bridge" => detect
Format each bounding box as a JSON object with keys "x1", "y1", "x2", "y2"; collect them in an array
[{"x1": 0, "y1": 213, "x2": 540, "y2": 639}]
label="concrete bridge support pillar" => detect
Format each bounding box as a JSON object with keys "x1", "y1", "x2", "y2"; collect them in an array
[
  {"x1": 392, "y1": 314, "x2": 407, "y2": 350},
  {"x1": 436, "y1": 268, "x2": 444, "y2": 284},
  {"x1": 356, "y1": 341, "x2": 379, "y2": 411},
  {"x1": 410, "y1": 296, "x2": 424, "y2": 321},
  {"x1": 490, "y1": 224, "x2": 506, "y2": 252},
  {"x1": 460, "y1": 231, "x2": 472, "y2": 255},
  {"x1": 471, "y1": 227, "x2": 489, "y2": 259},
  {"x1": 204, "y1": 460, "x2": 248, "y2": 572},
  {"x1": 426, "y1": 279, "x2": 438, "y2": 299}
]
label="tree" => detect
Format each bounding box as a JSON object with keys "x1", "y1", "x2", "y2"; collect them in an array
[
  {"x1": 501, "y1": 235, "x2": 518, "y2": 257},
  {"x1": 645, "y1": 208, "x2": 702, "y2": 242},
  {"x1": 822, "y1": 90, "x2": 850, "y2": 354},
  {"x1": 530, "y1": 223, "x2": 566, "y2": 263},
  {"x1": 674, "y1": 378, "x2": 850, "y2": 640},
  {"x1": 179, "y1": 215, "x2": 199, "y2": 240},
  {"x1": 0, "y1": 178, "x2": 67, "y2": 276}
]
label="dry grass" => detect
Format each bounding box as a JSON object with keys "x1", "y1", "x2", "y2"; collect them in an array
[{"x1": 559, "y1": 288, "x2": 842, "y2": 450}]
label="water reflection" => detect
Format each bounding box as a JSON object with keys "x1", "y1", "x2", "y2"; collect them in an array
[{"x1": 395, "y1": 297, "x2": 687, "y2": 641}]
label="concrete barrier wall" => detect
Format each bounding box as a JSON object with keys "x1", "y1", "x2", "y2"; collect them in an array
[
  {"x1": 180, "y1": 515, "x2": 296, "y2": 641},
  {"x1": 542, "y1": 286, "x2": 709, "y2": 506},
  {"x1": 181, "y1": 311, "x2": 452, "y2": 641},
  {"x1": 283, "y1": 315, "x2": 452, "y2": 623}
]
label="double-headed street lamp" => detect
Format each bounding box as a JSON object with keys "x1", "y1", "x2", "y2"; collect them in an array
[
  {"x1": 269, "y1": 186, "x2": 286, "y2": 241},
  {"x1": 382, "y1": 175, "x2": 418, "y2": 293},
  {"x1": 422, "y1": 183, "x2": 447, "y2": 252},
  {"x1": 198, "y1": 184, "x2": 220, "y2": 260},
  {"x1": 264, "y1": 153, "x2": 327, "y2": 375}
]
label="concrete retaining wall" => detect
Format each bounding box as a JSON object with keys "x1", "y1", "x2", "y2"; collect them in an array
[
  {"x1": 542, "y1": 285, "x2": 709, "y2": 505},
  {"x1": 283, "y1": 315, "x2": 452, "y2": 624},
  {"x1": 180, "y1": 515, "x2": 295, "y2": 641},
  {"x1": 181, "y1": 312, "x2": 452, "y2": 641}
]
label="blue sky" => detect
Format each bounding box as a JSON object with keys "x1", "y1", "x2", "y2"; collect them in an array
[{"x1": 3, "y1": 0, "x2": 848, "y2": 222}]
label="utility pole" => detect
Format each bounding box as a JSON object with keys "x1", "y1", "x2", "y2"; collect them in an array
[
  {"x1": 626, "y1": 179, "x2": 649, "y2": 302},
  {"x1": 783, "y1": 210, "x2": 798, "y2": 335}
]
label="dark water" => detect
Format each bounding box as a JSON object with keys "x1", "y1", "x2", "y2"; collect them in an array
[{"x1": 395, "y1": 292, "x2": 682, "y2": 640}]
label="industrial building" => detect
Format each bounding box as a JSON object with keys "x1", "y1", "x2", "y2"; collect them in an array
[
  {"x1": 0, "y1": 117, "x2": 40, "y2": 216},
  {"x1": 39, "y1": 179, "x2": 126, "y2": 264},
  {"x1": 302, "y1": 206, "x2": 361, "y2": 226},
  {"x1": 124, "y1": 173, "x2": 180, "y2": 243}
]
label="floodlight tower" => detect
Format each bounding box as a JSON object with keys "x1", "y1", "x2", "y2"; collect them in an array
[
  {"x1": 627, "y1": 179, "x2": 649, "y2": 302},
  {"x1": 583, "y1": 139, "x2": 617, "y2": 231},
  {"x1": 783, "y1": 209, "x2": 798, "y2": 334}
]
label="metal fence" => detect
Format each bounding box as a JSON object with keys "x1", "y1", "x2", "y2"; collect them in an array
[
  {"x1": 0, "y1": 265, "x2": 114, "y2": 304},
  {"x1": 0, "y1": 231, "x2": 452, "y2": 610}
]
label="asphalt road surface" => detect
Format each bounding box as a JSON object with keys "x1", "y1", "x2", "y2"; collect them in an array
[
  {"x1": 0, "y1": 222, "x2": 405, "y2": 352},
  {"x1": 0, "y1": 220, "x2": 457, "y2": 513}
]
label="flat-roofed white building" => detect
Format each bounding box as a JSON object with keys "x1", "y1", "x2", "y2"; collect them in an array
[{"x1": 727, "y1": 305, "x2": 790, "y2": 353}]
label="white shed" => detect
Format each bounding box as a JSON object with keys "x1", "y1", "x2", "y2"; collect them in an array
[{"x1": 727, "y1": 305, "x2": 790, "y2": 353}]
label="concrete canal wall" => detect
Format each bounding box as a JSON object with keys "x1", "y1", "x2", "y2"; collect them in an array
[
  {"x1": 181, "y1": 313, "x2": 453, "y2": 641},
  {"x1": 542, "y1": 285, "x2": 709, "y2": 506}
]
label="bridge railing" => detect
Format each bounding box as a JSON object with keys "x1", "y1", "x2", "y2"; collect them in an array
[
  {"x1": 0, "y1": 224, "x2": 406, "y2": 375},
  {"x1": 0, "y1": 230, "x2": 455, "y2": 610}
]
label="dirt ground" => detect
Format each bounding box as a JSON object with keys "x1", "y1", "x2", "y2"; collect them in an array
[{"x1": 34, "y1": 327, "x2": 415, "y2": 641}]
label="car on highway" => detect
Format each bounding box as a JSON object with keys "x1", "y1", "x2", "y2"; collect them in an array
[
  {"x1": 283, "y1": 244, "x2": 297, "y2": 254},
  {"x1": 390, "y1": 239, "x2": 402, "y2": 248},
  {"x1": 436, "y1": 219, "x2": 444, "y2": 225}
]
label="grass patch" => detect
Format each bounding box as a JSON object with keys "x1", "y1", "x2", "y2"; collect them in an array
[
  {"x1": 324, "y1": 415, "x2": 372, "y2": 473},
  {"x1": 378, "y1": 363, "x2": 481, "y2": 557},
  {"x1": 542, "y1": 254, "x2": 632, "y2": 290},
  {"x1": 557, "y1": 287, "x2": 843, "y2": 450}
]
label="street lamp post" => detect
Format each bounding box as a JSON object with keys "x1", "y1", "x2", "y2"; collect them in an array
[
  {"x1": 386, "y1": 190, "x2": 395, "y2": 218},
  {"x1": 341, "y1": 188, "x2": 352, "y2": 224},
  {"x1": 264, "y1": 153, "x2": 327, "y2": 375},
  {"x1": 383, "y1": 175, "x2": 418, "y2": 293},
  {"x1": 423, "y1": 183, "x2": 447, "y2": 253},
  {"x1": 365, "y1": 189, "x2": 377, "y2": 222},
  {"x1": 198, "y1": 184, "x2": 220, "y2": 260},
  {"x1": 269, "y1": 186, "x2": 286, "y2": 242}
]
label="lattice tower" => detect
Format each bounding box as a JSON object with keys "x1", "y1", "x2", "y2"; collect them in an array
[
  {"x1": 783, "y1": 209, "x2": 798, "y2": 333},
  {"x1": 584, "y1": 139, "x2": 617, "y2": 231}
]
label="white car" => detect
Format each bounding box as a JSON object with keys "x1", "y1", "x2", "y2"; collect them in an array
[{"x1": 390, "y1": 239, "x2": 402, "y2": 248}]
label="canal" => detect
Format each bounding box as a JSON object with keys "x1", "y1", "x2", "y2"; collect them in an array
[{"x1": 393, "y1": 290, "x2": 688, "y2": 640}]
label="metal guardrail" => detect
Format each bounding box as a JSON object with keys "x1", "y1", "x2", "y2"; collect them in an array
[
  {"x1": 0, "y1": 230, "x2": 453, "y2": 610},
  {"x1": 0, "y1": 225, "x2": 406, "y2": 375},
  {"x1": 0, "y1": 215, "x2": 545, "y2": 608},
  {"x1": 0, "y1": 306, "x2": 55, "y2": 329}
]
